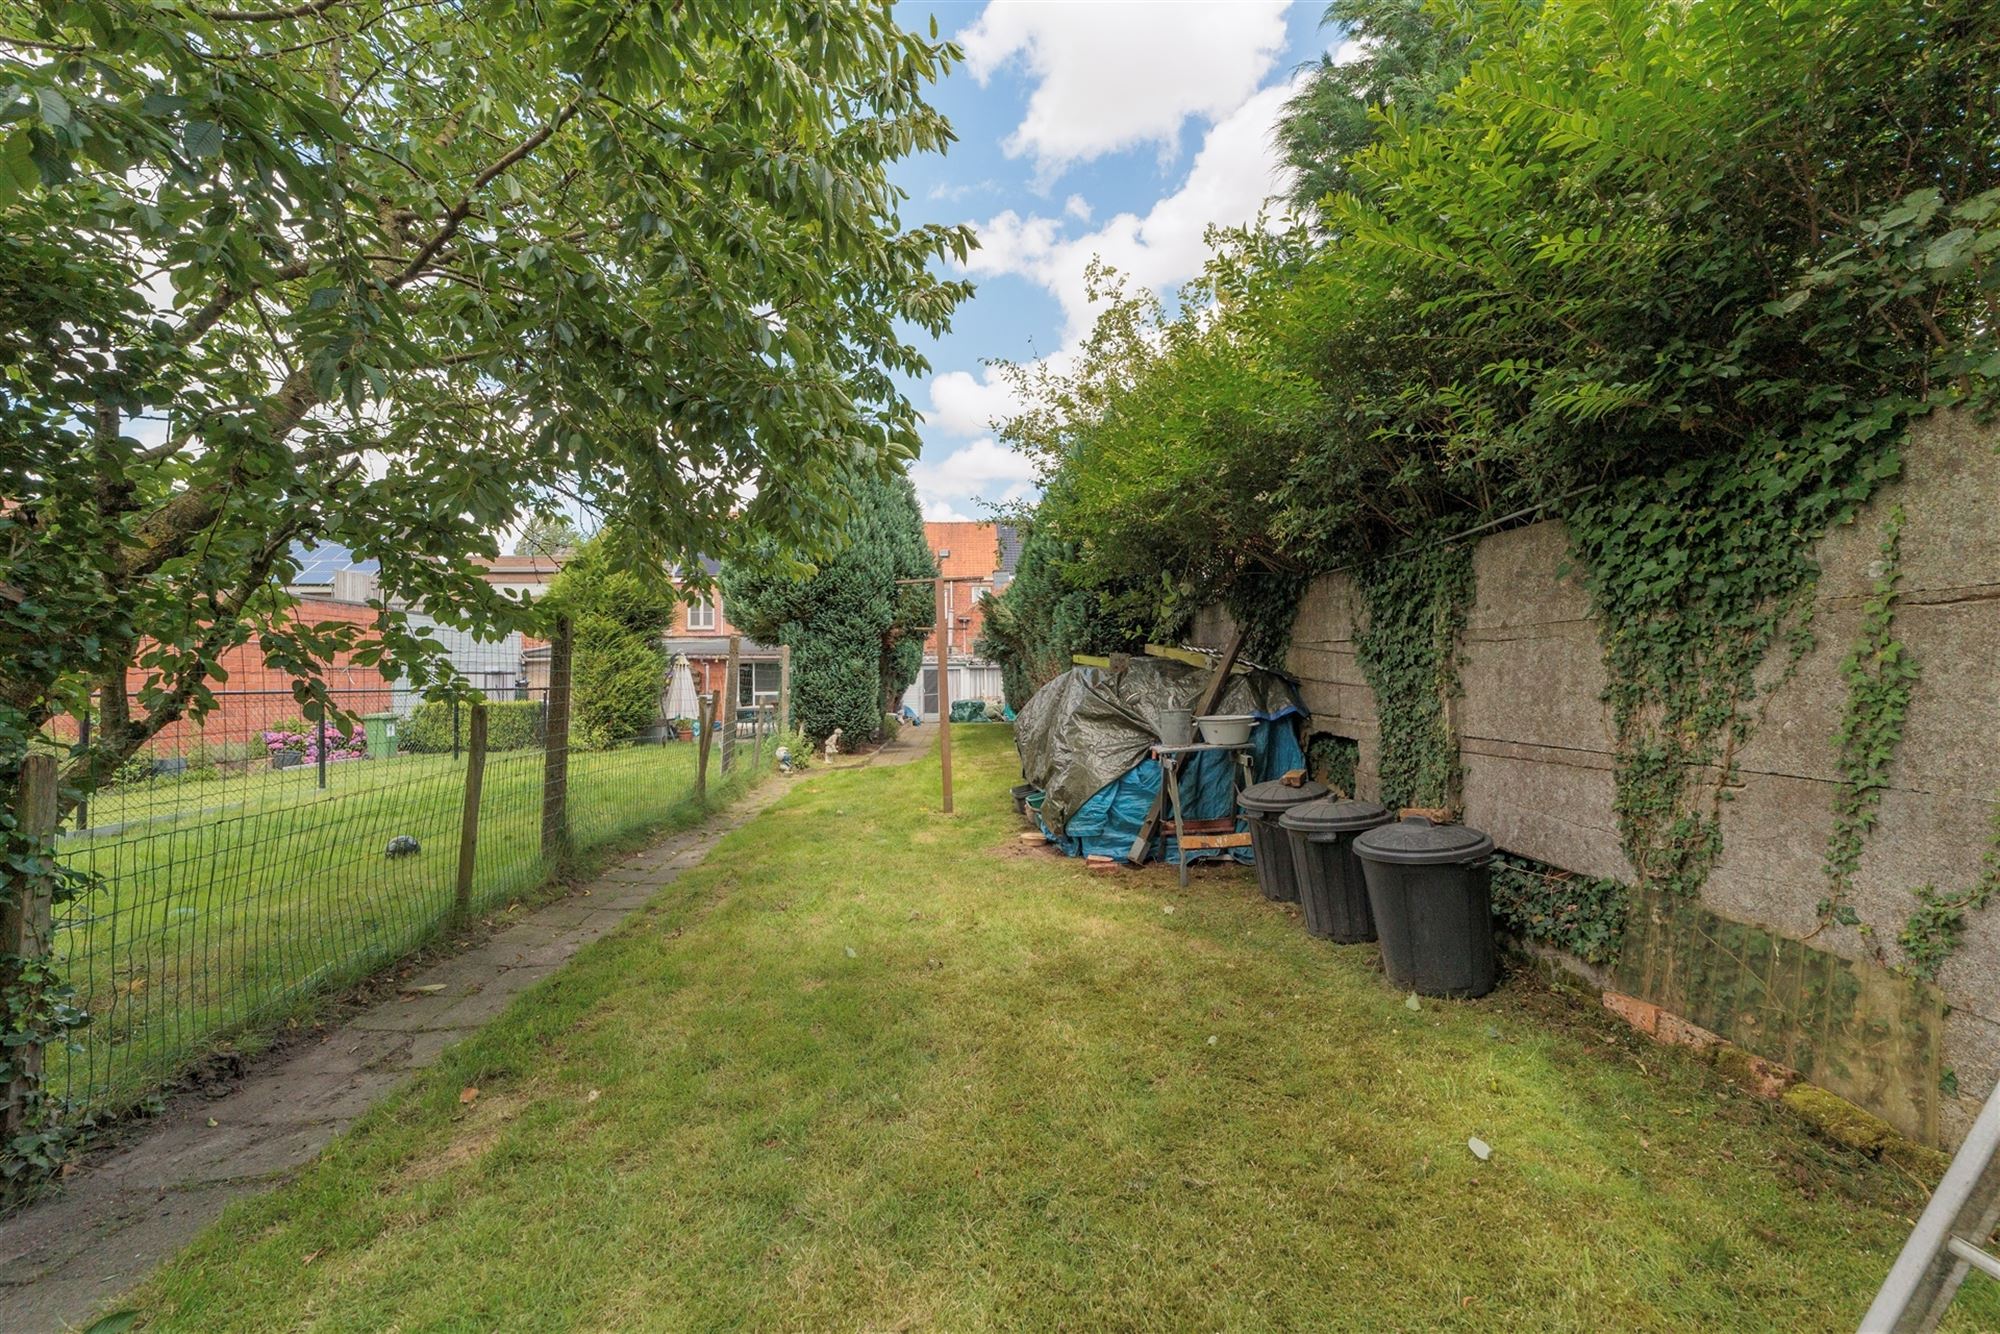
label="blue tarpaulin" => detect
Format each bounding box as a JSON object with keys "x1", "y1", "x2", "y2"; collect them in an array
[
  {"x1": 1013, "y1": 655, "x2": 1308, "y2": 866},
  {"x1": 1040, "y1": 711, "x2": 1305, "y2": 864}
]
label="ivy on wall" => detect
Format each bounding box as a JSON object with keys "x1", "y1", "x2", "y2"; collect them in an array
[
  {"x1": 1819, "y1": 505, "x2": 1918, "y2": 938},
  {"x1": 1224, "y1": 570, "x2": 1314, "y2": 671},
  {"x1": 1900, "y1": 800, "x2": 2000, "y2": 982},
  {"x1": 1564, "y1": 427, "x2": 1905, "y2": 899},
  {"x1": 1490, "y1": 853, "x2": 1630, "y2": 968},
  {"x1": 1305, "y1": 732, "x2": 1360, "y2": 798},
  {"x1": 1355, "y1": 541, "x2": 1475, "y2": 812}
]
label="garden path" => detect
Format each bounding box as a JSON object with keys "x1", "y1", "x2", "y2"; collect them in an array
[{"x1": 0, "y1": 767, "x2": 806, "y2": 1332}]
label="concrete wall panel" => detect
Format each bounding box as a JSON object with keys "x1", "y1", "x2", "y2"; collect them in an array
[{"x1": 1188, "y1": 409, "x2": 2000, "y2": 1142}]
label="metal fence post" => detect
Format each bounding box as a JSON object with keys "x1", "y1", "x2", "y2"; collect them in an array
[
  {"x1": 696, "y1": 690, "x2": 715, "y2": 801},
  {"x1": 454, "y1": 703, "x2": 488, "y2": 924},
  {"x1": 722, "y1": 634, "x2": 741, "y2": 773},
  {"x1": 3, "y1": 754, "x2": 59, "y2": 1142},
  {"x1": 778, "y1": 644, "x2": 792, "y2": 737},
  {"x1": 452, "y1": 699, "x2": 462, "y2": 762},
  {"x1": 542, "y1": 615, "x2": 574, "y2": 866},
  {"x1": 317, "y1": 715, "x2": 328, "y2": 790}
]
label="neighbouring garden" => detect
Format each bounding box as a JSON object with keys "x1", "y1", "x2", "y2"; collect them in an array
[
  {"x1": 48, "y1": 734, "x2": 773, "y2": 1121},
  {"x1": 115, "y1": 728, "x2": 2000, "y2": 1331}
]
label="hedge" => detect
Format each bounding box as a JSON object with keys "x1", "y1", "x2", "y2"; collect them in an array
[{"x1": 400, "y1": 699, "x2": 544, "y2": 754}]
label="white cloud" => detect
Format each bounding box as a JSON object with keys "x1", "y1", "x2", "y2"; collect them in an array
[
  {"x1": 922, "y1": 497, "x2": 973, "y2": 522},
  {"x1": 908, "y1": 437, "x2": 1040, "y2": 517},
  {"x1": 960, "y1": 0, "x2": 1290, "y2": 178},
  {"x1": 1063, "y1": 193, "x2": 1092, "y2": 222},
  {"x1": 925, "y1": 365, "x2": 1032, "y2": 439},
  {"x1": 1330, "y1": 35, "x2": 1375, "y2": 66},
  {"x1": 928, "y1": 178, "x2": 998, "y2": 203},
  {"x1": 959, "y1": 77, "x2": 1302, "y2": 344}
]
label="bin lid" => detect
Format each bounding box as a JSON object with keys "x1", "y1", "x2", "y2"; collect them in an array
[
  {"x1": 1238, "y1": 779, "x2": 1328, "y2": 814},
  {"x1": 1278, "y1": 797, "x2": 1391, "y2": 836},
  {"x1": 1353, "y1": 815, "x2": 1494, "y2": 865}
]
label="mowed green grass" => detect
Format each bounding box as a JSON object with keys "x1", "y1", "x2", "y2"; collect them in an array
[
  {"x1": 123, "y1": 726, "x2": 1993, "y2": 1331},
  {"x1": 54, "y1": 737, "x2": 768, "y2": 1115}
]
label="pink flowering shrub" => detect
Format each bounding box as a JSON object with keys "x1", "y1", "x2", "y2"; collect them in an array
[{"x1": 262, "y1": 718, "x2": 366, "y2": 763}]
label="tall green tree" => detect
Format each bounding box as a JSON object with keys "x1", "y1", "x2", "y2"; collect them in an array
[
  {"x1": 723, "y1": 475, "x2": 934, "y2": 744},
  {"x1": 0, "y1": 0, "x2": 973, "y2": 818},
  {"x1": 1278, "y1": 0, "x2": 1475, "y2": 216},
  {"x1": 543, "y1": 532, "x2": 674, "y2": 749},
  {"x1": 514, "y1": 514, "x2": 582, "y2": 558}
]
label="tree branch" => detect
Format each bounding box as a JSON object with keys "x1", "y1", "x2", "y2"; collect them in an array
[
  {"x1": 391, "y1": 97, "x2": 585, "y2": 290},
  {"x1": 200, "y1": 0, "x2": 347, "y2": 21}
]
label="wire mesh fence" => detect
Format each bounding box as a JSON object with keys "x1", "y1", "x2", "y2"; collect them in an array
[{"x1": 45, "y1": 667, "x2": 783, "y2": 1124}]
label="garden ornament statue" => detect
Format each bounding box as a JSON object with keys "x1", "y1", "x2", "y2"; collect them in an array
[
  {"x1": 824, "y1": 728, "x2": 844, "y2": 761},
  {"x1": 384, "y1": 835, "x2": 422, "y2": 859}
]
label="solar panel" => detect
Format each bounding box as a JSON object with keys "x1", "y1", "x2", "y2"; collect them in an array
[{"x1": 288, "y1": 540, "x2": 381, "y2": 584}]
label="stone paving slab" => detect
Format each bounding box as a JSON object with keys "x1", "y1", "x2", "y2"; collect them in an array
[{"x1": 0, "y1": 776, "x2": 792, "y2": 1333}]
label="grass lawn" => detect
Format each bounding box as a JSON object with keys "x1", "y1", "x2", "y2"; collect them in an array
[
  {"x1": 122, "y1": 725, "x2": 1994, "y2": 1331},
  {"x1": 53, "y1": 735, "x2": 771, "y2": 1118}
]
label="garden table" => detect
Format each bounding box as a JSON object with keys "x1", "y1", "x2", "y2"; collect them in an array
[{"x1": 1147, "y1": 740, "x2": 1256, "y2": 888}]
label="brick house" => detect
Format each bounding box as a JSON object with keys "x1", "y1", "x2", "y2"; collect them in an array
[
  {"x1": 898, "y1": 521, "x2": 1021, "y2": 721},
  {"x1": 506, "y1": 555, "x2": 782, "y2": 719}
]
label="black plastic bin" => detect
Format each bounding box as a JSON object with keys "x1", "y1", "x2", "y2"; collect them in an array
[
  {"x1": 1237, "y1": 779, "x2": 1328, "y2": 903},
  {"x1": 1353, "y1": 816, "x2": 1498, "y2": 997},
  {"x1": 1278, "y1": 798, "x2": 1391, "y2": 942}
]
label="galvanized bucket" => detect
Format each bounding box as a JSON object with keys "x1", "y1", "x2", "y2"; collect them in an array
[{"x1": 1158, "y1": 707, "x2": 1194, "y2": 748}]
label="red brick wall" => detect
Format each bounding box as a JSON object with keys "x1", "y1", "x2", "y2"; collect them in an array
[{"x1": 98, "y1": 600, "x2": 395, "y2": 755}]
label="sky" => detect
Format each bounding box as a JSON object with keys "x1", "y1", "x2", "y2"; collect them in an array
[{"x1": 889, "y1": 1, "x2": 1343, "y2": 523}]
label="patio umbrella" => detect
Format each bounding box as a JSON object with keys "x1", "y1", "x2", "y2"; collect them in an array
[{"x1": 662, "y1": 654, "x2": 700, "y2": 720}]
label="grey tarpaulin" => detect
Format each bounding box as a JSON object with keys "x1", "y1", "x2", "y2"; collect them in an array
[{"x1": 1013, "y1": 656, "x2": 1305, "y2": 836}]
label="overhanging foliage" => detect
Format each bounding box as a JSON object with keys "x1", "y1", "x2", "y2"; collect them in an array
[{"x1": 981, "y1": 0, "x2": 2000, "y2": 942}]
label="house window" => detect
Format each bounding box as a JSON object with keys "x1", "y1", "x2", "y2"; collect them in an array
[
  {"x1": 738, "y1": 660, "x2": 781, "y2": 708},
  {"x1": 686, "y1": 592, "x2": 718, "y2": 631}
]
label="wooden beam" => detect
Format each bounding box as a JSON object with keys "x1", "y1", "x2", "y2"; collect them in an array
[
  {"x1": 1176, "y1": 832, "x2": 1253, "y2": 851},
  {"x1": 1144, "y1": 643, "x2": 1252, "y2": 672}
]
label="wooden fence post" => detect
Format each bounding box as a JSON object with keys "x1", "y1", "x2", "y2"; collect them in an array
[
  {"x1": 778, "y1": 644, "x2": 792, "y2": 737},
  {"x1": 3, "y1": 754, "x2": 59, "y2": 1141},
  {"x1": 454, "y1": 703, "x2": 488, "y2": 924},
  {"x1": 696, "y1": 690, "x2": 716, "y2": 801},
  {"x1": 721, "y1": 634, "x2": 741, "y2": 773},
  {"x1": 935, "y1": 577, "x2": 953, "y2": 814},
  {"x1": 541, "y1": 615, "x2": 574, "y2": 867}
]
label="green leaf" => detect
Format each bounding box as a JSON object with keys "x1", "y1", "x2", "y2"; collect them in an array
[
  {"x1": 0, "y1": 132, "x2": 38, "y2": 201},
  {"x1": 182, "y1": 120, "x2": 224, "y2": 160},
  {"x1": 35, "y1": 87, "x2": 71, "y2": 131}
]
